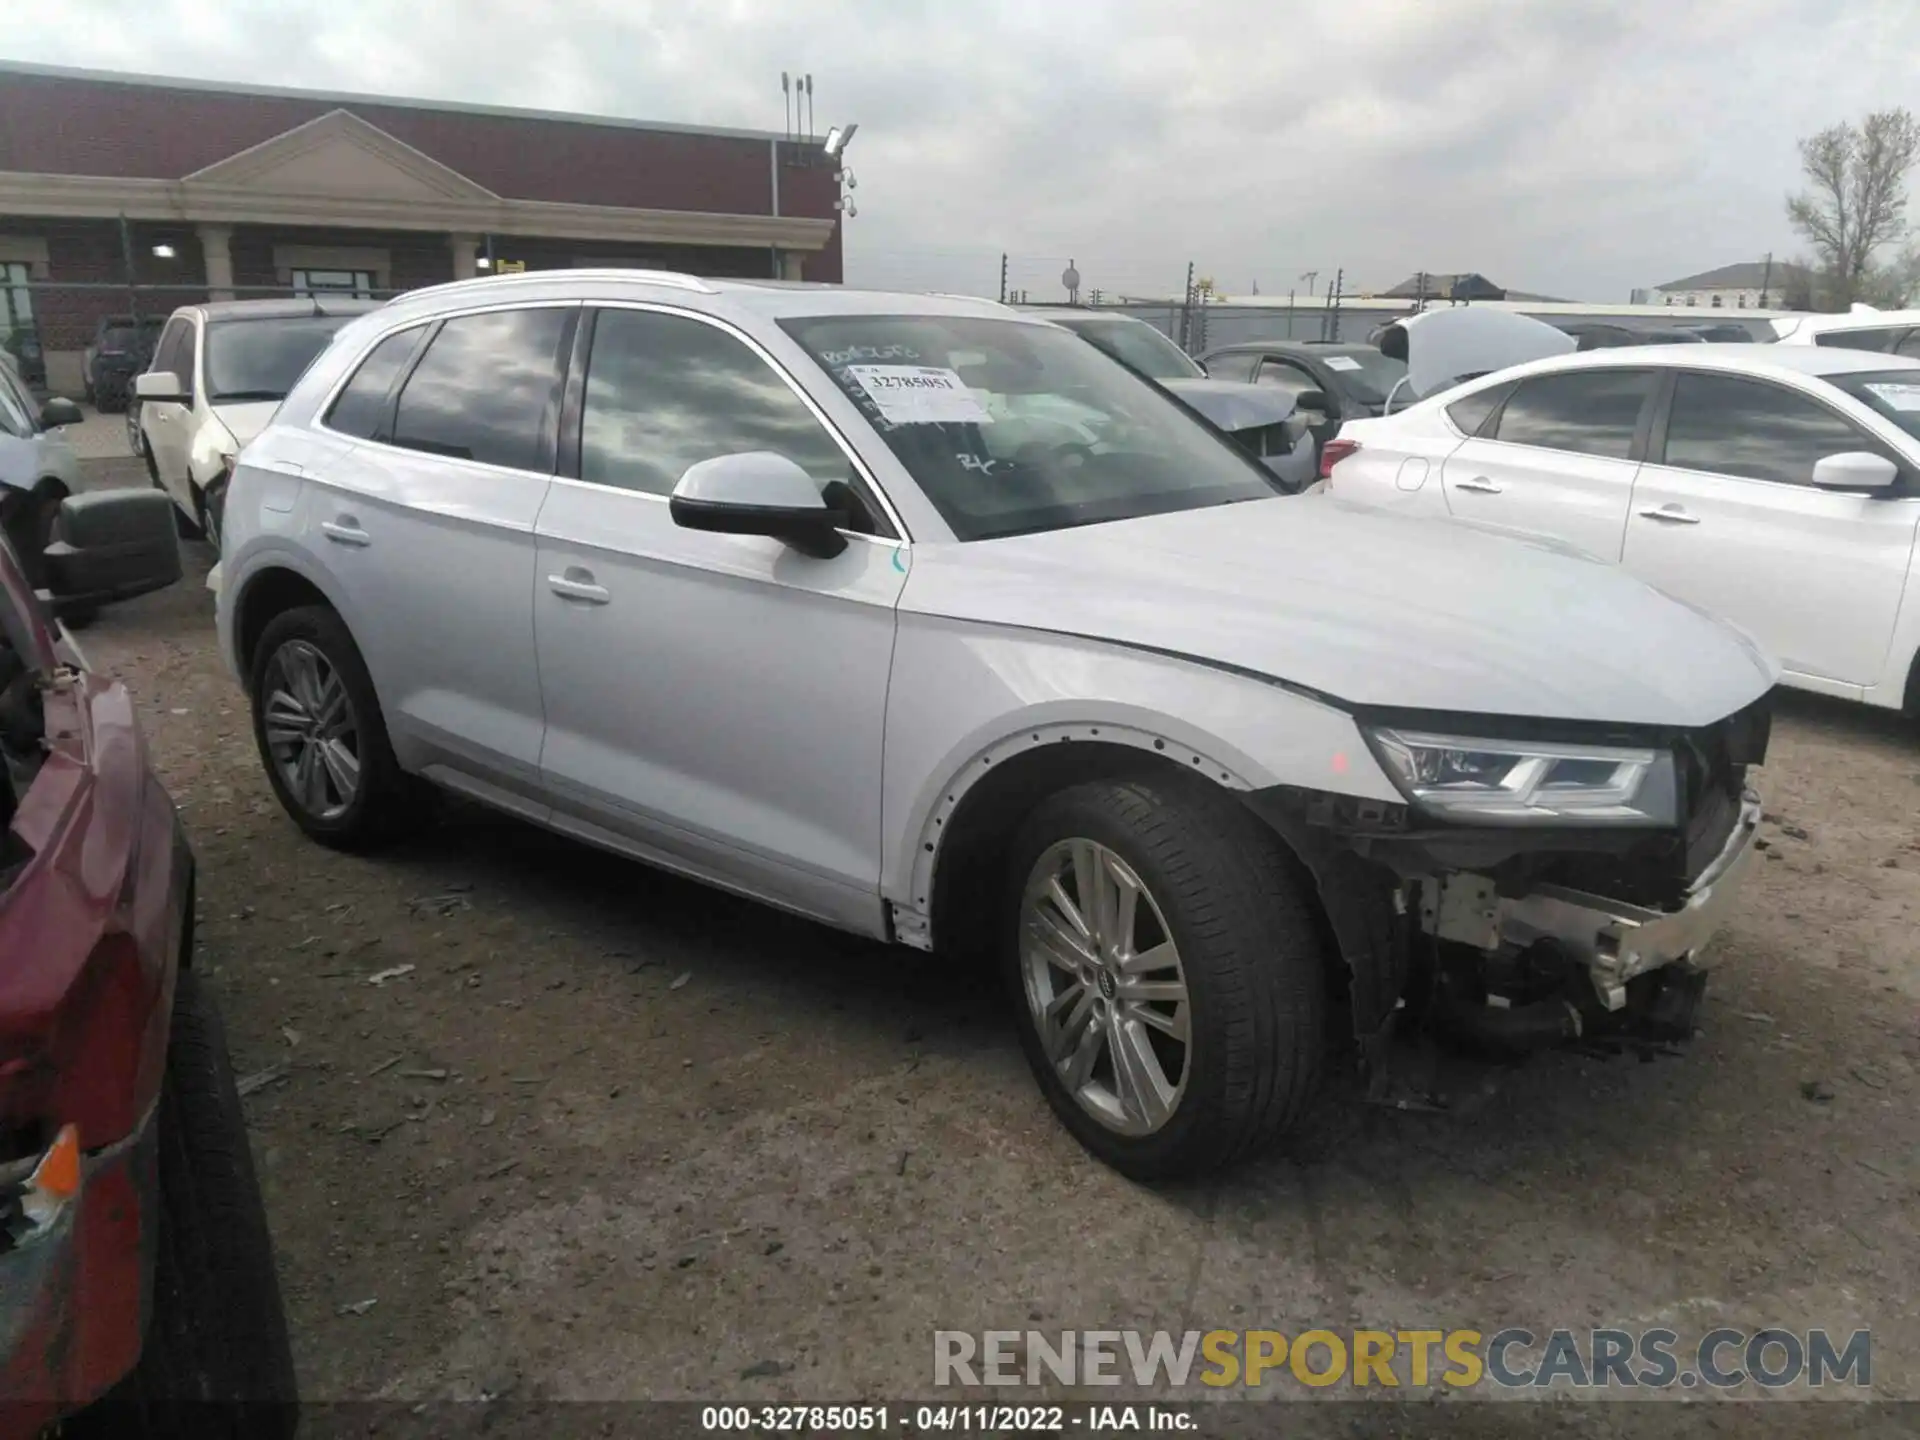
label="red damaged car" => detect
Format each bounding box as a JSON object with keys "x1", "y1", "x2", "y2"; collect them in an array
[{"x1": 0, "y1": 488, "x2": 294, "y2": 1438}]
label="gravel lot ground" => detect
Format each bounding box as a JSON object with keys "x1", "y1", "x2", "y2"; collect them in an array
[{"x1": 68, "y1": 452, "x2": 1919, "y2": 1435}]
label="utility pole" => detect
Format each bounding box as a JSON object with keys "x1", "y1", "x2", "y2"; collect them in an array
[
  {"x1": 1179, "y1": 260, "x2": 1196, "y2": 351},
  {"x1": 999, "y1": 251, "x2": 1008, "y2": 305},
  {"x1": 1329, "y1": 268, "x2": 1345, "y2": 341},
  {"x1": 1286, "y1": 286, "x2": 1295, "y2": 339},
  {"x1": 1759, "y1": 251, "x2": 1773, "y2": 309}
]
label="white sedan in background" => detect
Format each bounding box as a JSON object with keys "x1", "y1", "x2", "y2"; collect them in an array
[{"x1": 1327, "y1": 337, "x2": 1920, "y2": 711}]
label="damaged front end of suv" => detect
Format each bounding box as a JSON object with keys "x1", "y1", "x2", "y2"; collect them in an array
[{"x1": 1247, "y1": 694, "x2": 1771, "y2": 1080}]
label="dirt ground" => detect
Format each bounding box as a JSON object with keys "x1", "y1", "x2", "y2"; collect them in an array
[{"x1": 69, "y1": 455, "x2": 1919, "y2": 1431}]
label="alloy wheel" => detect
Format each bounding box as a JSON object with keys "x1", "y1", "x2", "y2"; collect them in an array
[
  {"x1": 1019, "y1": 839, "x2": 1191, "y2": 1135},
  {"x1": 261, "y1": 639, "x2": 360, "y2": 821}
]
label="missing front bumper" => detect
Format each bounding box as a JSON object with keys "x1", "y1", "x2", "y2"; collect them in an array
[{"x1": 1420, "y1": 790, "x2": 1763, "y2": 1011}]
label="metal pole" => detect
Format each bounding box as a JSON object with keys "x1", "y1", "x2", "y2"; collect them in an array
[
  {"x1": 484, "y1": 234, "x2": 496, "y2": 273},
  {"x1": 117, "y1": 213, "x2": 139, "y2": 321},
  {"x1": 1180, "y1": 260, "x2": 1195, "y2": 351},
  {"x1": 770, "y1": 139, "x2": 782, "y2": 279},
  {"x1": 1287, "y1": 287, "x2": 1295, "y2": 339},
  {"x1": 998, "y1": 252, "x2": 1008, "y2": 304},
  {"x1": 1330, "y1": 268, "x2": 1344, "y2": 342},
  {"x1": 1759, "y1": 252, "x2": 1773, "y2": 309}
]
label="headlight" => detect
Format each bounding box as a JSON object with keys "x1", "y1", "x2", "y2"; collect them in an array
[{"x1": 1365, "y1": 727, "x2": 1677, "y2": 826}]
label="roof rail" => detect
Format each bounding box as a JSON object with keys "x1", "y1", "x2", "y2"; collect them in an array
[{"x1": 404, "y1": 267, "x2": 715, "y2": 301}]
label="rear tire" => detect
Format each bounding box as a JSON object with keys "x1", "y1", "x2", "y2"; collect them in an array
[
  {"x1": 74, "y1": 971, "x2": 298, "y2": 1439},
  {"x1": 249, "y1": 604, "x2": 428, "y2": 849},
  {"x1": 1003, "y1": 774, "x2": 1326, "y2": 1180}
]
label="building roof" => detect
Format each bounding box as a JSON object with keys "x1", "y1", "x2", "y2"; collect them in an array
[
  {"x1": 1654, "y1": 260, "x2": 1810, "y2": 291},
  {"x1": 1380, "y1": 272, "x2": 1505, "y2": 300},
  {"x1": 0, "y1": 61, "x2": 832, "y2": 217}
]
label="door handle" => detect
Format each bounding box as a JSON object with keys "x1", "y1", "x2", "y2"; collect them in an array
[
  {"x1": 1637, "y1": 505, "x2": 1701, "y2": 525},
  {"x1": 1454, "y1": 477, "x2": 1503, "y2": 494},
  {"x1": 320, "y1": 520, "x2": 371, "y2": 547},
  {"x1": 548, "y1": 572, "x2": 611, "y2": 605}
]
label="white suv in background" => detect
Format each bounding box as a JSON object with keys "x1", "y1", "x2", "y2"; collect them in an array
[
  {"x1": 216, "y1": 271, "x2": 1775, "y2": 1178},
  {"x1": 135, "y1": 298, "x2": 380, "y2": 545}
]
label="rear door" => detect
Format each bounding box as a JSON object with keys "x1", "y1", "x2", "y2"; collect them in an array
[
  {"x1": 1438, "y1": 367, "x2": 1658, "y2": 560},
  {"x1": 308, "y1": 304, "x2": 574, "y2": 805},
  {"x1": 1624, "y1": 370, "x2": 1920, "y2": 690}
]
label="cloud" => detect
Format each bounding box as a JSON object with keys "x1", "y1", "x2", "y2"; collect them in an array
[{"x1": 13, "y1": 0, "x2": 1920, "y2": 300}]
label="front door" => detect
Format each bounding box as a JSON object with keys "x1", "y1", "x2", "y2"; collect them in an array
[
  {"x1": 144, "y1": 317, "x2": 197, "y2": 509},
  {"x1": 1439, "y1": 367, "x2": 1658, "y2": 561},
  {"x1": 533, "y1": 304, "x2": 906, "y2": 932},
  {"x1": 1624, "y1": 370, "x2": 1920, "y2": 689}
]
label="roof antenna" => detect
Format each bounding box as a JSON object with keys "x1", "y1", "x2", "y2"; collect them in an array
[
  {"x1": 804, "y1": 74, "x2": 815, "y2": 140},
  {"x1": 781, "y1": 72, "x2": 791, "y2": 140}
]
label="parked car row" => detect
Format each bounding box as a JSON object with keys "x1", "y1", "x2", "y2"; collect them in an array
[{"x1": 203, "y1": 269, "x2": 1775, "y2": 1185}]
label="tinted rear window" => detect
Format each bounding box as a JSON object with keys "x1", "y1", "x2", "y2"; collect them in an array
[
  {"x1": 1492, "y1": 369, "x2": 1656, "y2": 459},
  {"x1": 325, "y1": 327, "x2": 425, "y2": 440},
  {"x1": 390, "y1": 308, "x2": 571, "y2": 471}
]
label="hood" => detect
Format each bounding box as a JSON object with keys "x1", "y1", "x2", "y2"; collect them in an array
[
  {"x1": 210, "y1": 400, "x2": 281, "y2": 448},
  {"x1": 905, "y1": 497, "x2": 1777, "y2": 728},
  {"x1": 1382, "y1": 308, "x2": 1575, "y2": 399},
  {"x1": 1160, "y1": 378, "x2": 1297, "y2": 432}
]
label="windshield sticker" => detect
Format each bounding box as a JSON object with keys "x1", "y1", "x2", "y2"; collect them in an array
[
  {"x1": 846, "y1": 365, "x2": 995, "y2": 426},
  {"x1": 1321, "y1": 355, "x2": 1363, "y2": 372},
  {"x1": 1863, "y1": 382, "x2": 1920, "y2": 413}
]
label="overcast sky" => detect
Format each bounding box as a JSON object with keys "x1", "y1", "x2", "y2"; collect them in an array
[{"x1": 9, "y1": 0, "x2": 1920, "y2": 302}]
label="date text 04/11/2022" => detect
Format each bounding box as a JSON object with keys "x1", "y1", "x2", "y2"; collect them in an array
[{"x1": 698, "y1": 1403, "x2": 1197, "y2": 1432}]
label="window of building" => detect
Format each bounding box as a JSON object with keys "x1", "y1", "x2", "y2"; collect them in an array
[
  {"x1": 1661, "y1": 372, "x2": 1877, "y2": 486},
  {"x1": 325, "y1": 326, "x2": 427, "y2": 439},
  {"x1": 1686, "y1": 296, "x2": 1698, "y2": 306},
  {"x1": 1737, "y1": 295, "x2": 1748, "y2": 308},
  {"x1": 391, "y1": 307, "x2": 572, "y2": 471},
  {"x1": 292, "y1": 268, "x2": 376, "y2": 298},
  {"x1": 1710, "y1": 295, "x2": 1724, "y2": 308},
  {"x1": 1490, "y1": 369, "x2": 1656, "y2": 459},
  {"x1": 578, "y1": 308, "x2": 860, "y2": 506}
]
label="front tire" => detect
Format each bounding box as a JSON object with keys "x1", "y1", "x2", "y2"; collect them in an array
[
  {"x1": 1004, "y1": 775, "x2": 1326, "y2": 1180},
  {"x1": 77, "y1": 971, "x2": 298, "y2": 1438},
  {"x1": 248, "y1": 605, "x2": 427, "y2": 849}
]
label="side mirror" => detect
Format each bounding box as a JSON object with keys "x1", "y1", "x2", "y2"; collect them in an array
[
  {"x1": 40, "y1": 489, "x2": 182, "y2": 617},
  {"x1": 668, "y1": 451, "x2": 847, "y2": 559},
  {"x1": 1294, "y1": 389, "x2": 1333, "y2": 414},
  {"x1": 1811, "y1": 451, "x2": 1898, "y2": 491},
  {"x1": 39, "y1": 397, "x2": 83, "y2": 430},
  {"x1": 134, "y1": 372, "x2": 185, "y2": 403}
]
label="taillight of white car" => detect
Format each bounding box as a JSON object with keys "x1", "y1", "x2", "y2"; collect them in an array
[{"x1": 1319, "y1": 437, "x2": 1360, "y2": 480}]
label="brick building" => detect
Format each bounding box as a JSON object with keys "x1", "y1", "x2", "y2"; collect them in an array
[{"x1": 0, "y1": 62, "x2": 845, "y2": 393}]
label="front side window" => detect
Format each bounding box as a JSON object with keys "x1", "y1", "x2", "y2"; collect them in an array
[
  {"x1": 1057, "y1": 318, "x2": 1203, "y2": 381},
  {"x1": 205, "y1": 315, "x2": 359, "y2": 404},
  {"x1": 1202, "y1": 351, "x2": 1258, "y2": 383},
  {"x1": 780, "y1": 313, "x2": 1278, "y2": 541},
  {"x1": 0, "y1": 366, "x2": 32, "y2": 437},
  {"x1": 391, "y1": 307, "x2": 571, "y2": 471},
  {"x1": 1661, "y1": 372, "x2": 1876, "y2": 485},
  {"x1": 1491, "y1": 369, "x2": 1656, "y2": 459},
  {"x1": 1254, "y1": 361, "x2": 1320, "y2": 397},
  {"x1": 578, "y1": 309, "x2": 858, "y2": 507},
  {"x1": 325, "y1": 327, "x2": 425, "y2": 440},
  {"x1": 1313, "y1": 350, "x2": 1406, "y2": 406},
  {"x1": 1895, "y1": 332, "x2": 1920, "y2": 359}
]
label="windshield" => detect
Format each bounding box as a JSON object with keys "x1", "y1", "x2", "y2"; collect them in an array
[
  {"x1": 1317, "y1": 349, "x2": 1407, "y2": 406},
  {"x1": 1835, "y1": 370, "x2": 1920, "y2": 443},
  {"x1": 204, "y1": 315, "x2": 357, "y2": 403},
  {"x1": 782, "y1": 314, "x2": 1279, "y2": 540},
  {"x1": 1055, "y1": 317, "x2": 1204, "y2": 381}
]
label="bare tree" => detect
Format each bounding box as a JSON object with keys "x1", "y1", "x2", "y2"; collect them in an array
[{"x1": 1786, "y1": 108, "x2": 1920, "y2": 309}]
